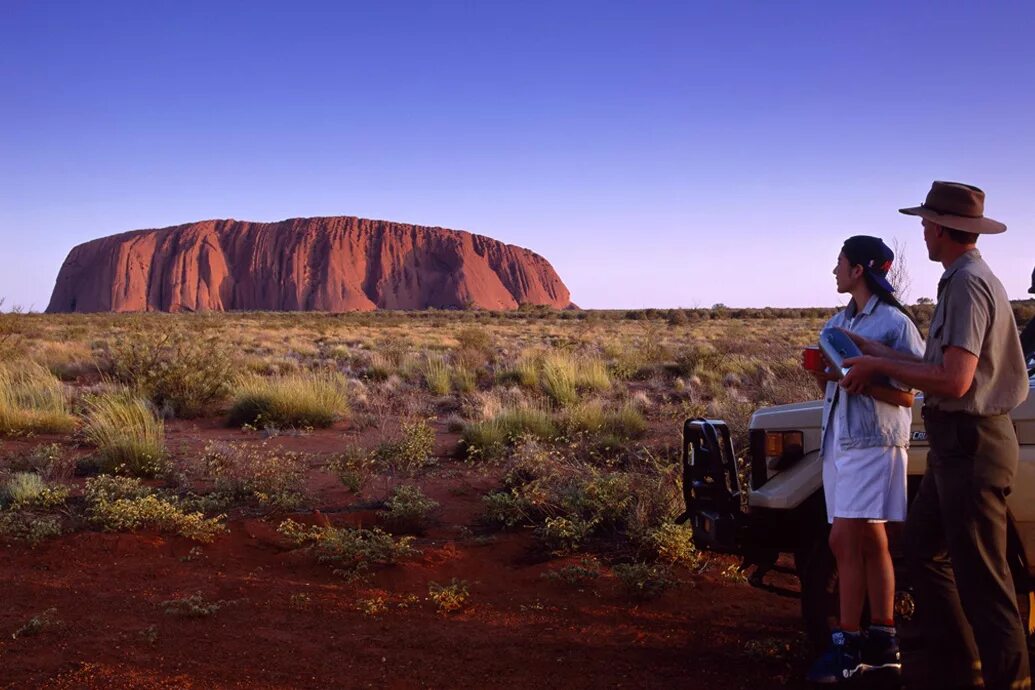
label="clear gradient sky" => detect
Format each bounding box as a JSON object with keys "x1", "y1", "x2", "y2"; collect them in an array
[{"x1": 2, "y1": 1, "x2": 1033, "y2": 310}]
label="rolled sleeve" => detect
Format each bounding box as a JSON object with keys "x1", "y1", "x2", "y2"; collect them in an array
[{"x1": 888, "y1": 317, "x2": 925, "y2": 392}]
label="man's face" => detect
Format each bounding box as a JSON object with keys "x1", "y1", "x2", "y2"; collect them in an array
[
  {"x1": 833, "y1": 251, "x2": 861, "y2": 293},
  {"x1": 922, "y1": 219, "x2": 941, "y2": 261}
]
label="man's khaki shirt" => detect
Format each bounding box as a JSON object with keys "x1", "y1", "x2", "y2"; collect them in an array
[{"x1": 923, "y1": 249, "x2": 1028, "y2": 416}]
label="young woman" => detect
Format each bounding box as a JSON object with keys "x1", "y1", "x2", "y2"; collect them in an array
[{"x1": 806, "y1": 236, "x2": 925, "y2": 685}]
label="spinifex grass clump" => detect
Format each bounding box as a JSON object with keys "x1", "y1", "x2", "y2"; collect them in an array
[
  {"x1": 461, "y1": 404, "x2": 557, "y2": 458},
  {"x1": 0, "y1": 362, "x2": 77, "y2": 435},
  {"x1": 277, "y1": 519, "x2": 417, "y2": 581},
  {"x1": 228, "y1": 371, "x2": 349, "y2": 429},
  {"x1": 82, "y1": 393, "x2": 168, "y2": 477}
]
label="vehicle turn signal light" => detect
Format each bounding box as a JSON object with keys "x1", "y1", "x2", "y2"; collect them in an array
[{"x1": 764, "y1": 431, "x2": 805, "y2": 470}]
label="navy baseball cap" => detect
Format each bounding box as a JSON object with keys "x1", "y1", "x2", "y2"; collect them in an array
[{"x1": 842, "y1": 235, "x2": 896, "y2": 294}]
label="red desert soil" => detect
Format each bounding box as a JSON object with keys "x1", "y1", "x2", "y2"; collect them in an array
[{"x1": 0, "y1": 423, "x2": 806, "y2": 689}]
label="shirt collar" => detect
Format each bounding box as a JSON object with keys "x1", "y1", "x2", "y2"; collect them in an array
[
  {"x1": 846, "y1": 293, "x2": 881, "y2": 319},
  {"x1": 939, "y1": 248, "x2": 982, "y2": 284}
]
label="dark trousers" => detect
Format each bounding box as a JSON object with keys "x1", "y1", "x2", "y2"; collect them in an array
[{"x1": 905, "y1": 409, "x2": 1030, "y2": 690}]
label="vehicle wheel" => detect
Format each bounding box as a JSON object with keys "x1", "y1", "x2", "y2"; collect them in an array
[{"x1": 795, "y1": 530, "x2": 838, "y2": 654}]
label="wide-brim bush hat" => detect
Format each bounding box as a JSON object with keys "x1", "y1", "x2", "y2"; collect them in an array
[{"x1": 899, "y1": 181, "x2": 1006, "y2": 235}]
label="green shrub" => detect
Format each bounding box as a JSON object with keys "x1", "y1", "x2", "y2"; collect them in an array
[
  {"x1": 538, "y1": 515, "x2": 597, "y2": 553},
  {"x1": 374, "y1": 418, "x2": 436, "y2": 474},
  {"x1": 428, "y1": 578, "x2": 469, "y2": 614},
  {"x1": 277, "y1": 519, "x2": 416, "y2": 580},
  {"x1": 0, "y1": 511, "x2": 63, "y2": 545},
  {"x1": 383, "y1": 484, "x2": 439, "y2": 533},
  {"x1": 614, "y1": 562, "x2": 674, "y2": 600},
  {"x1": 327, "y1": 447, "x2": 376, "y2": 493},
  {"x1": 455, "y1": 327, "x2": 492, "y2": 352},
  {"x1": 541, "y1": 558, "x2": 603, "y2": 587},
  {"x1": 82, "y1": 393, "x2": 167, "y2": 477},
  {"x1": 84, "y1": 476, "x2": 225, "y2": 543},
  {"x1": 643, "y1": 523, "x2": 700, "y2": 567},
  {"x1": 202, "y1": 441, "x2": 309, "y2": 508},
  {"x1": 0, "y1": 362, "x2": 77, "y2": 435},
  {"x1": 482, "y1": 490, "x2": 529, "y2": 528},
  {"x1": 106, "y1": 331, "x2": 236, "y2": 418},
  {"x1": 228, "y1": 372, "x2": 348, "y2": 429}
]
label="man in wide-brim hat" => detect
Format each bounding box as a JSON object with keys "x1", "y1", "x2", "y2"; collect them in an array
[{"x1": 838, "y1": 181, "x2": 1030, "y2": 690}]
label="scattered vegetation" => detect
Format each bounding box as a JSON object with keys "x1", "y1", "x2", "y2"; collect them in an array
[
  {"x1": 12, "y1": 608, "x2": 62, "y2": 639},
  {"x1": 202, "y1": 441, "x2": 309, "y2": 508},
  {"x1": 277, "y1": 519, "x2": 417, "y2": 580},
  {"x1": 84, "y1": 476, "x2": 225, "y2": 542},
  {"x1": 161, "y1": 593, "x2": 238, "y2": 618}
]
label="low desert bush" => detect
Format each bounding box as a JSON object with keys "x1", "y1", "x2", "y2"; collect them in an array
[
  {"x1": 374, "y1": 418, "x2": 436, "y2": 474},
  {"x1": 84, "y1": 476, "x2": 225, "y2": 542},
  {"x1": 2, "y1": 472, "x2": 69, "y2": 510},
  {"x1": 277, "y1": 519, "x2": 416, "y2": 580},
  {"x1": 161, "y1": 593, "x2": 236, "y2": 618},
  {"x1": 642, "y1": 523, "x2": 700, "y2": 567},
  {"x1": 228, "y1": 371, "x2": 349, "y2": 429},
  {"x1": 6, "y1": 443, "x2": 75, "y2": 482},
  {"x1": 0, "y1": 362, "x2": 77, "y2": 435},
  {"x1": 0, "y1": 511, "x2": 63, "y2": 545},
  {"x1": 541, "y1": 558, "x2": 604, "y2": 587},
  {"x1": 82, "y1": 393, "x2": 168, "y2": 477},
  {"x1": 427, "y1": 578, "x2": 469, "y2": 614},
  {"x1": 106, "y1": 331, "x2": 236, "y2": 418},
  {"x1": 202, "y1": 441, "x2": 309, "y2": 508},
  {"x1": 383, "y1": 484, "x2": 439, "y2": 533},
  {"x1": 614, "y1": 562, "x2": 675, "y2": 599},
  {"x1": 327, "y1": 447, "x2": 376, "y2": 493}
]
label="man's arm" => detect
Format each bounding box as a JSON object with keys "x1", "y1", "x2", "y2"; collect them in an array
[
  {"x1": 839, "y1": 328, "x2": 925, "y2": 363},
  {"x1": 840, "y1": 346, "x2": 978, "y2": 400}
]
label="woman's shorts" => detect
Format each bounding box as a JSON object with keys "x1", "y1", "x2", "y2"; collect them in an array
[{"x1": 821, "y1": 409, "x2": 908, "y2": 524}]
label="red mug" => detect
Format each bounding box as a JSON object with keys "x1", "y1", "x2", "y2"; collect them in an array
[{"x1": 802, "y1": 346, "x2": 825, "y2": 372}]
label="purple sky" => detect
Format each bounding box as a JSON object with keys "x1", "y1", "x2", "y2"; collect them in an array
[{"x1": 2, "y1": 1, "x2": 1033, "y2": 310}]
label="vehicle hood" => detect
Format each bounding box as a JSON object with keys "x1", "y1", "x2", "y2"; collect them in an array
[{"x1": 750, "y1": 398, "x2": 823, "y2": 431}]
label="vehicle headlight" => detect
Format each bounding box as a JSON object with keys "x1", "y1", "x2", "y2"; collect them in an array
[{"x1": 764, "y1": 430, "x2": 804, "y2": 470}]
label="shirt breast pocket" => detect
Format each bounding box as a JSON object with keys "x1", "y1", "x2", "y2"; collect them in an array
[{"x1": 929, "y1": 309, "x2": 946, "y2": 340}]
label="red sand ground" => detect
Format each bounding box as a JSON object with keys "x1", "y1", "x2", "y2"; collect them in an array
[{"x1": 0, "y1": 423, "x2": 806, "y2": 689}]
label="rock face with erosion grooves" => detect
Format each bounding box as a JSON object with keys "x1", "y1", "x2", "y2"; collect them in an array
[{"x1": 46, "y1": 216, "x2": 573, "y2": 312}]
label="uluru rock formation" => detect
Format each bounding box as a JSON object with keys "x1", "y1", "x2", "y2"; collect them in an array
[{"x1": 46, "y1": 216, "x2": 573, "y2": 313}]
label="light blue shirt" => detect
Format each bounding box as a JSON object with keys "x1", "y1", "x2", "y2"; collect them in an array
[{"x1": 820, "y1": 294, "x2": 926, "y2": 449}]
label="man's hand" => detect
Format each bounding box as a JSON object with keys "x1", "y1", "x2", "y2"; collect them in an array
[
  {"x1": 837, "y1": 328, "x2": 883, "y2": 356},
  {"x1": 840, "y1": 355, "x2": 884, "y2": 394}
]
